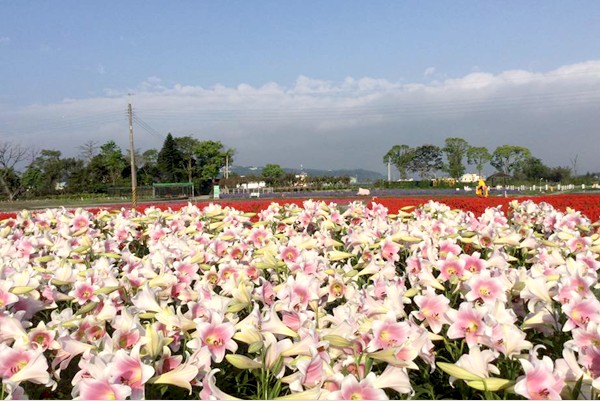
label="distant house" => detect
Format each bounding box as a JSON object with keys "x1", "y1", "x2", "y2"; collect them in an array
[
  {"x1": 459, "y1": 173, "x2": 482, "y2": 183},
  {"x1": 433, "y1": 177, "x2": 457, "y2": 186},
  {"x1": 294, "y1": 173, "x2": 308, "y2": 187},
  {"x1": 487, "y1": 172, "x2": 512, "y2": 187},
  {"x1": 237, "y1": 181, "x2": 266, "y2": 190}
]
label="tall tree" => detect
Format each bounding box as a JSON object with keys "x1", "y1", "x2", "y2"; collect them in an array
[
  {"x1": 520, "y1": 156, "x2": 551, "y2": 181},
  {"x1": 63, "y1": 159, "x2": 88, "y2": 193},
  {"x1": 408, "y1": 145, "x2": 443, "y2": 180},
  {"x1": 262, "y1": 164, "x2": 285, "y2": 182},
  {"x1": 491, "y1": 145, "x2": 532, "y2": 176},
  {"x1": 466, "y1": 146, "x2": 492, "y2": 177},
  {"x1": 194, "y1": 140, "x2": 234, "y2": 181},
  {"x1": 157, "y1": 133, "x2": 183, "y2": 182},
  {"x1": 78, "y1": 140, "x2": 98, "y2": 166},
  {"x1": 138, "y1": 149, "x2": 160, "y2": 185},
  {"x1": 383, "y1": 144, "x2": 414, "y2": 180},
  {"x1": 174, "y1": 136, "x2": 199, "y2": 183},
  {"x1": 0, "y1": 141, "x2": 35, "y2": 200},
  {"x1": 23, "y1": 149, "x2": 63, "y2": 194},
  {"x1": 442, "y1": 137, "x2": 469, "y2": 179},
  {"x1": 99, "y1": 141, "x2": 127, "y2": 185},
  {"x1": 547, "y1": 166, "x2": 571, "y2": 183}
]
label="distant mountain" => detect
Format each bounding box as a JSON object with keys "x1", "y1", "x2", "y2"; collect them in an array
[{"x1": 226, "y1": 165, "x2": 385, "y2": 183}]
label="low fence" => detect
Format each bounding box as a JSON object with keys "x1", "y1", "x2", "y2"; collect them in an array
[
  {"x1": 487, "y1": 183, "x2": 594, "y2": 192},
  {"x1": 106, "y1": 186, "x2": 154, "y2": 198}
]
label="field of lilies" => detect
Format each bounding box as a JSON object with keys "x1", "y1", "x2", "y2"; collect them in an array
[{"x1": 1, "y1": 193, "x2": 600, "y2": 399}]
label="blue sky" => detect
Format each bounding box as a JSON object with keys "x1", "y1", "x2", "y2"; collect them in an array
[{"x1": 1, "y1": 1, "x2": 600, "y2": 175}]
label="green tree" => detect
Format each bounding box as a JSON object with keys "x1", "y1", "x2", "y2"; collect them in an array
[
  {"x1": 520, "y1": 157, "x2": 551, "y2": 181},
  {"x1": 21, "y1": 167, "x2": 43, "y2": 193},
  {"x1": 0, "y1": 141, "x2": 33, "y2": 200},
  {"x1": 174, "y1": 136, "x2": 200, "y2": 183},
  {"x1": 22, "y1": 150, "x2": 85, "y2": 195},
  {"x1": 491, "y1": 145, "x2": 532, "y2": 176},
  {"x1": 466, "y1": 146, "x2": 492, "y2": 177},
  {"x1": 194, "y1": 140, "x2": 234, "y2": 181},
  {"x1": 261, "y1": 164, "x2": 285, "y2": 181},
  {"x1": 99, "y1": 141, "x2": 127, "y2": 185},
  {"x1": 442, "y1": 137, "x2": 469, "y2": 179},
  {"x1": 63, "y1": 159, "x2": 89, "y2": 193},
  {"x1": 157, "y1": 133, "x2": 183, "y2": 182},
  {"x1": 408, "y1": 145, "x2": 443, "y2": 180},
  {"x1": 138, "y1": 149, "x2": 160, "y2": 185},
  {"x1": 24, "y1": 150, "x2": 63, "y2": 194},
  {"x1": 78, "y1": 140, "x2": 98, "y2": 166},
  {"x1": 383, "y1": 144, "x2": 414, "y2": 180},
  {"x1": 86, "y1": 154, "x2": 111, "y2": 191},
  {"x1": 547, "y1": 166, "x2": 571, "y2": 183}
]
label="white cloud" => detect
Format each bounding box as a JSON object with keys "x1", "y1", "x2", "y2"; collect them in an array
[
  {"x1": 424, "y1": 67, "x2": 436, "y2": 77},
  {"x1": 2, "y1": 61, "x2": 600, "y2": 174}
]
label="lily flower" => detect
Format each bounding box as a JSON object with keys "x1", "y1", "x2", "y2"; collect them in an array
[
  {"x1": 151, "y1": 360, "x2": 200, "y2": 393},
  {"x1": 75, "y1": 378, "x2": 132, "y2": 400},
  {"x1": 514, "y1": 355, "x2": 565, "y2": 400},
  {"x1": 0, "y1": 343, "x2": 53, "y2": 386},
  {"x1": 413, "y1": 288, "x2": 451, "y2": 334},
  {"x1": 328, "y1": 373, "x2": 388, "y2": 400},
  {"x1": 194, "y1": 315, "x2": 237, "y2": 363},
  {"x1": 447, "y1": 302, "x2": 486, "y2": 346},
  {"x1": 111, "y1": 348, "x2": 155, "y2": 399},
  {"x1": 200, "y1": 369, "x2": 240, "y2": 400}
]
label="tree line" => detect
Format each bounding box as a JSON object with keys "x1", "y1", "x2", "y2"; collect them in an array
[
  {"x1": 384, "y1": 138, "x2": 572, "y2": 182},
  {"x1": 219, "y1": 163, "x2": 352, "y2": 190},
  {"x1": 0, "y1": 134, "x2": 233, "y2": 201}
]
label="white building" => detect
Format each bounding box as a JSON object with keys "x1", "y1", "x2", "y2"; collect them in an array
[
  {"x1": 459, "y1": 173, "x2": 483, "y2": 183},
  {"x1": 237, "y1": 181, "x2": 267, "y2": 190}
]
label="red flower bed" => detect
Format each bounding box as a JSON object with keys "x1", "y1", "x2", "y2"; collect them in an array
[{"x1": 2, "y1": 193, "x2": 599, "y2": 222}]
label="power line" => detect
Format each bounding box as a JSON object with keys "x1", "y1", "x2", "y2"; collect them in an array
[
  {"x1": 132, "y1": 115, "x2": 166, "y2": 141},
  {"x1": 133, "y1": 88, "x2": 600, "y2": 123}
]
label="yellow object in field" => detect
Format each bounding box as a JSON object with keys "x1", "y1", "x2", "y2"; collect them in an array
[{"x1": 476, "y1": 179, "x2": 489, "y2": 198}]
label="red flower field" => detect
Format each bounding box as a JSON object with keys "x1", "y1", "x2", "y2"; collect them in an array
[{"x1": 2, "y1": 193, "x2": 599, "y2": 222}]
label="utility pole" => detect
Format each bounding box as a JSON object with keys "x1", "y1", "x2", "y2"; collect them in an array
[
  {"x1": 128, "y1": 100, "x2": 138, "y2": 208},
  {"x1": 387, "y1": 160, "x2": 391, "y2": 182},
  {"x1": 225, "y1": 154, "x2": 229, "y2": 179}
]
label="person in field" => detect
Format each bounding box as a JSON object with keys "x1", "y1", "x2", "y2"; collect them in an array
[{"x1": 476, "y1": 179, "x2": 489, "y2": 198}]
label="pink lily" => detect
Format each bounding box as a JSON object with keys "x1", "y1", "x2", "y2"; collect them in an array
[
  {"x1": 465, "y1": 270, "x2": 507, "y2": 304},
  {"x1": 200, "y1": 369, "x2": 240, "y2": 400},
  {"x1": 514, "y1": 355, "x2": 565, "y2": 399},
  {"x1": 194, "y1": 315, "x2": 237, "y2": 363},
  {"x1": 27, "y1": 321, "x2": 59, "y2": 351},
  {"x1": 75, "y1": 378, "x2": 132, "y2": 400},
  {"x1": 380, "y1": 238, "x2": 401, "y2": 262},
  {"x1": 0, "y1": 343, "x2": 53, "y2": 386},
  {"x1": 0, "y1": 281, "x2": 19, "y2": 309},
  {"x1": 562, "y1": 298, "x2": 600, "y2": 331},
  {"x1": 367, "y1": 316, "x2": 410, "y2": 351},
  {"x1": 329, "y1": 372, "x2": 388, "y2": 400},
  {"x1": 447, "y1": 302, "x2": 486, "y2": 346},
  {"x1": 413, "y1": 288, "x2": 451, "y2": 333},
  {"x1": 111, "y1": 349, "x2": 155, "y2": 399},
  {"x1": 438, "y1": 256, "x2": 466, "y2": 281}
]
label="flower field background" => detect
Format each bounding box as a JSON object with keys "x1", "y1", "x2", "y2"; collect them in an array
[
  {"x1": 94, "y1": 193, "x2": 600, "y2": 223},
  {"x1": 0, "y1": 193, "x2": 600, "y2": 399}
]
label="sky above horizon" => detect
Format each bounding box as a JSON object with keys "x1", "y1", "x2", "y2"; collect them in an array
[{"x1": 1, "y1": 1, "x2": 600, "y2": 177}]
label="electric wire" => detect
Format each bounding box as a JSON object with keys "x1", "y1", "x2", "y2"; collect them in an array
[{"x1": 0, "y1": 69, "x2": 599, "y2": 139}]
